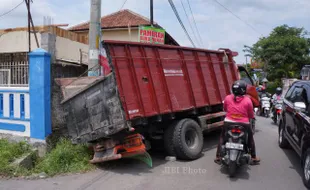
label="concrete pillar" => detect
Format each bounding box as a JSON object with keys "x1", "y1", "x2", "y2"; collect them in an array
[
  {"x1": 29, "y1": 48, "x2": 51, "y2": 140},
  {"x1": 40, "y1": 33, "x2": 56, "y2": 63}
]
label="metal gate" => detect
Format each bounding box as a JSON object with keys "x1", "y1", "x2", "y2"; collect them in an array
[{"x1": 0, "y1": 52, "x2": 28, "y2": 87}]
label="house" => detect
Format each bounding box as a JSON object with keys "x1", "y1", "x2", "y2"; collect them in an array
[
  {"x1": 0, "y1": 25, "x2": 89, "y2": 86},
  {"x1": 68, "y1": 9, "x2": 179, "y2": 46},
  {"x1": 0, "y1": 26, "x2": 89, "y2": 64},
  {"x1": 0, "y1": 9, "x2": 179, "y2": 86}
]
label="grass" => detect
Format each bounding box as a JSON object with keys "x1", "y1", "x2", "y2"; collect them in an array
[
  {"x1": 0, "y1": 138, "x2": 94, "y2": 177},
  {"x1": 0, "y1": 139, "x2": 31, "y2": 176},
  {"x1": 34, "y1": 139, "x2": 94, "y2": 176}
]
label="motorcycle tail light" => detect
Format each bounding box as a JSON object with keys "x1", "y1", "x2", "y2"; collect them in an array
[
  {"x1": 277, "y1": 110, "x2": 281, "y2": 113},
  {"x1": 231, "y1": 128, "x2": 241, "y2": 133}
]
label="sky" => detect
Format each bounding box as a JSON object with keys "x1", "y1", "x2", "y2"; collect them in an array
[{"x1": 0, "y1": 0, "x2": 309, "y2": 64}]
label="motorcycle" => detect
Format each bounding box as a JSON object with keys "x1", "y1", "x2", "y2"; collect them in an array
[
  {"x1": 220, "y1": 123, "x2": 251, "y2": 177},
  {"x1": 272, "y1": 99, "x2": 283, "y2": 124},
  {"x1": 254, "y1": 107, "x2": 259, "y2": 116},
  {"x1": 260, "y1": 96, "x2": 271, "y2": 118}
]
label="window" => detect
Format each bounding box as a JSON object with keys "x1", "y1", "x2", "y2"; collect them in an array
[
  {"x1": 289, "y1": 87, "x2": 306, "y2": 104},
  {"x1": 241, "y1": 77, "x2": 253, "y2": 86},
  {"x1": 239, "y1": 69, "x2": 253, "y2": 86},
  {"x1": 285, "y1": 86, "x2": 295, "y2": 100}
]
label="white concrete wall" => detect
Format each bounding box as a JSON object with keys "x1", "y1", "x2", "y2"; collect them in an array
[
  {"x1": 0, "y1": 31, "x2": 89, "y2": 65},
  {"x1": 0, "y1": 31, "x2": 41, "y2": 53},
  {"x1": 0, "y1": 29, "x2": 140, "y2": 65},
  {"x1": 55, "y1": 36, "x2": 89, "y2": 64},
  {"x1": 76, "y1": 28, "x2": 140, "y2": 43},
  {"x1": 102, "y1": 29, "x2": 139, "y2": 42}
]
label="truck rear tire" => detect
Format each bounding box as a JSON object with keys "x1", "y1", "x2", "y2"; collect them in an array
[
  {"x1": 173, "y1": 119, "x2": 204, "y2": 160},
  {"x1": 164, "y1": 122, "x2": 177, "y2": 156}
]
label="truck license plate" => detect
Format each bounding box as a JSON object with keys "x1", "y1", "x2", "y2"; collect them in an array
[{"x1": 225, "y1": 142, "x2": 244, "y2": 150}]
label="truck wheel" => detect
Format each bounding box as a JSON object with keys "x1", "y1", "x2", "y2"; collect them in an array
[
  {"x1": 173, "y1": 119, "x2": 203, "y2": 160},
  {"x1": 164, "y1": 122, "x2": 177, "y2": 156}
]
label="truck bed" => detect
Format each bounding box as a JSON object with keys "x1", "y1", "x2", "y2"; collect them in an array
[
  {"x1": 106, "y1": 41, "x2": 238, "y2": 120},
  {"x1": 56, "y1": 41, "x2": 239, "y2": 143}
]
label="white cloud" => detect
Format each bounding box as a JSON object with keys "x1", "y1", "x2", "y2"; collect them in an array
[{"x1": 192, "y1": 14, "x2": 209, "y2": 23}]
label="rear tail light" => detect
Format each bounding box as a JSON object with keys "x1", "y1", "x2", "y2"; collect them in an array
[
  {"x1": 277, "y1": 109, "x2": 281, "y2": 113},
  {"x1": 123, "y1": 134, "x2": 143, "y2": 148},
  {"x1": 231, "y1": 128, "x2": 241, "y2": 133}
]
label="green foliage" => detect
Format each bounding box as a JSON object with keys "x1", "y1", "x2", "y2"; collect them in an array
[
  {"x1": 245, "y1": 25, "x2": 310, "y2": 81},
  {"x1": 35, "y1": 139, "x2": 93, "y2": 176},
  {"x1": 266, "y1": 81, "x2": 282, "y2": 94},
  {"x1": 0, "y1": 138, "x2": 94, "y2": 177},
  {"x1": 0, "y1": 139, "x2": 31, "y2": 176}
]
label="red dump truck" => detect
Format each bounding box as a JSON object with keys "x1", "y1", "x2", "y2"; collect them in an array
[{"x1": 55, "y1": 41, "x2": 259, "y2": 165}]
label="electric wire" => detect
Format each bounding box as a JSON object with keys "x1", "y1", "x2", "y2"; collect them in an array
[
  {"x1": 212, "y1": 0, "x2": 262, "y2": 36},
  {"x1": 120, "y1": 0, "x2": 128, "y2": 10},
  {"x1": 0, "y1": 0, "x2": 24, "y2": 18},
  {"x1": 185, "y1": 0, "x2": 204, "y2": 47},
  {"x1": 168, "y1": 0, "x2": 196, "y2": 47},
  {"x1": 180, "y1": 0, "x2": 201, "y2": 47}
]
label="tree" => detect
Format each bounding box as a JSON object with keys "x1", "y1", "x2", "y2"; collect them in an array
[{"x1": 245, "y1": 25, "x2": 310, "y2": 83}]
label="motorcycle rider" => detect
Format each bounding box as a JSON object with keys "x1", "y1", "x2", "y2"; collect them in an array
[
  {"x1": 271, "y1": 87, "x2": 283, "y2": 116},
  {"x1": 272, "y1": 87, "x2": 282, "y2": 104},
  {"x1": 214, "y1": 80, "x2": 260, "y2": 164},
  {"x1": 259, "y1": 86, "x2": 271, "y2": 115},
  {"x1": 259, "y1": 86, "x2": 270, "y2": 98}
]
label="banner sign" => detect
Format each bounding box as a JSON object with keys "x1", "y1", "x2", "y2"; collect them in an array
[{"x1": 139, "y1": 26, "x2": 165, "y2": 44}]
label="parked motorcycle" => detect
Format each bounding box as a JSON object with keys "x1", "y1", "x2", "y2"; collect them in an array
[
  {"x1": 272, "y1": 99, "x2": 283, "y2": 124},
  {"x1": 220, "y1": 123, "x2": 251, "y2": 177},
  {"x1": 260, "y1": 96, "x2": 271, "y2": 118},
  {"x1": 254, "y1": 107, "x2": 259, "y2": 116}
]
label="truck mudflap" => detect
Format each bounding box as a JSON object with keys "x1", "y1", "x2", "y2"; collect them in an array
[{"x1": 90, "y1": 134, "x2": 153, "y2": 167}]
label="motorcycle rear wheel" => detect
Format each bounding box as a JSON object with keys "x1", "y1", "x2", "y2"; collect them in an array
[
  {"x1": 273, "y1": 113, "x2": 277, "y2": 124},
  {"x1": 277, "y1": 114, "x2": 280, "y2": 125},
  {"x1": 228, "y1": 161, "x2": 237, "y2": 177},
  {"x1": 265, "y1": 110, "x2": 270, "y2": 118}
]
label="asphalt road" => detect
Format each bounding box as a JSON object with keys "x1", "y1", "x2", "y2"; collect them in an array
[{"x1": 0, "y1": 117, "x2": 307, "y2": 190}]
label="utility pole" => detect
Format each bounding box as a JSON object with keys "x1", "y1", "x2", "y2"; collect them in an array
[
  {"x1": 26, "y1": 0, "x2": 31, "y2": 52},
  {"x1": 150, "y1": 0, "x2": 153, "y2": 26},
  {"x1": 88, "y1": 0, "x2": 101, "y2": 76},
  {"x1": 25, "y1": 0, "x2": 39, "y2": 50}
]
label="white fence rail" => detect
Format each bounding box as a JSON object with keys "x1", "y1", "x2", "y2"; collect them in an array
[
  {"x1": 0, "y1": 87, "x2": 30, "y2": 137},
  {"x1": 0, "y1": 48, "x2": 51, "y2": 141}
]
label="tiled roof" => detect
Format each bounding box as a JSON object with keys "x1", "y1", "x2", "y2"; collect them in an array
[{"x1": 69, "y1": 9, "x2": 156, "y2": 31}]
